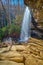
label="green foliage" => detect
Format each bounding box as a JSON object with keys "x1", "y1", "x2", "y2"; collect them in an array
[
  {"x1": 0, "y1": 28, "x2": 3, "y2": 41},
  {"x1": 8, "y1": 24, "x2": 15, "y2": 34},
  {"x1": 0, "y1": 23, "x2": 21, "y2": 41},
  {"x1": 8, "y1": 23, "x2": 21, "y2": 35},
  {"x1": 0, "y1": 15, "x2": 22, "y2": 41},
  {"x1": 0, "y1": 26, "x2": 8, "y2": 41},
  {"x1": 8, "y1": 15, "x2": 22, "y2": 35},
  {"x1": 2, "y1": 26, "x2": 8, "y2": 35}
]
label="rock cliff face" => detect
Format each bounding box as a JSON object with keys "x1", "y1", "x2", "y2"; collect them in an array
[
  {"x1": 24, "y1": 0, "x2": 43, "y2": 9},
  {"x1": 24, "y1": 0, "x2": 43, "y2": 23},
  {"x1": 24, "y1": 0, "x2": 43, "y2": 37}
]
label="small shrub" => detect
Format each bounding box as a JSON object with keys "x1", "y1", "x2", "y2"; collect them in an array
[
  {"x1": 0, "y1": 28, "x2": 3, "y2": 41},
  {"x1": 8, "y1": 23, "x2": 21, "y2": 35}
]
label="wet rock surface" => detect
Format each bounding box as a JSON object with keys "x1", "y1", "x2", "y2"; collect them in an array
[
  {"x1": 0, "y1": 38, "x2": 43, "y2": 65},
  {"x1": 0, "y1": 61, "x2": 24, "y2": 65}
]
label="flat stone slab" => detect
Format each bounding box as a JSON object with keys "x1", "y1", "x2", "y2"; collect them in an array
[
  {"x1": 0, "y1": 61, "x2": 24, "y2": 65},
  {"x1": 0, "y1": 51, "x2": 23, "y2": 62}
]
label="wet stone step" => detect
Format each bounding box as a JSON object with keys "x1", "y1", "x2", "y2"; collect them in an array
[{"x1": 0, "y1": 61, "x2": 24, "y2": 65}]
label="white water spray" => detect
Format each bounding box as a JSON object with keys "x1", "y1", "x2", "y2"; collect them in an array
[{"x1": 19, "y1": 6, "x2": 31, "y2": 43}]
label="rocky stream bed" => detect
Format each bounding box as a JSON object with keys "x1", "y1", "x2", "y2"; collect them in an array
[{"x1": 0, "y1": 38, "x2": 43, "y2": 65}]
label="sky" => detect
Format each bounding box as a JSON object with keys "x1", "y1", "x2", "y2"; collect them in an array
[
  {"x1": 2, "y1": 0, "x2": 24, "y2": 6},
  {"x1": 12, "y1": 0, "x2": 24, "y2": 5}
]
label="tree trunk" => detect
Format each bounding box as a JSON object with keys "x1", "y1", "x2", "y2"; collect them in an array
[{"x1": 0, "y1": 0, "x2": 11, "y2": 26}]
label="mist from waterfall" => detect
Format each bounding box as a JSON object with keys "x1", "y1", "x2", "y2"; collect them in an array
[{"x1": 19, "y1": 6, "x2": 32, "y2": 43}]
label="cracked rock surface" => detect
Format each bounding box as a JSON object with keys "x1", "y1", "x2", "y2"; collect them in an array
[{"x1": 0, "y1": 38, "x2": 43, "y2": 65}]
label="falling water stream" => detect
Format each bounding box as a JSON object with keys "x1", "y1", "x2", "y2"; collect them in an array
[
  {"x1": 19, "y1": 6, "x2": 32, "y2": 43},
  {"x1": 3, "y1": 6, "x2": 32, "y2": 43}
]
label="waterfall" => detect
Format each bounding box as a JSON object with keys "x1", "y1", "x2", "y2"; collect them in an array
[{"x1": 19, "y1": 6, "x2": 32, "y2": 43}]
